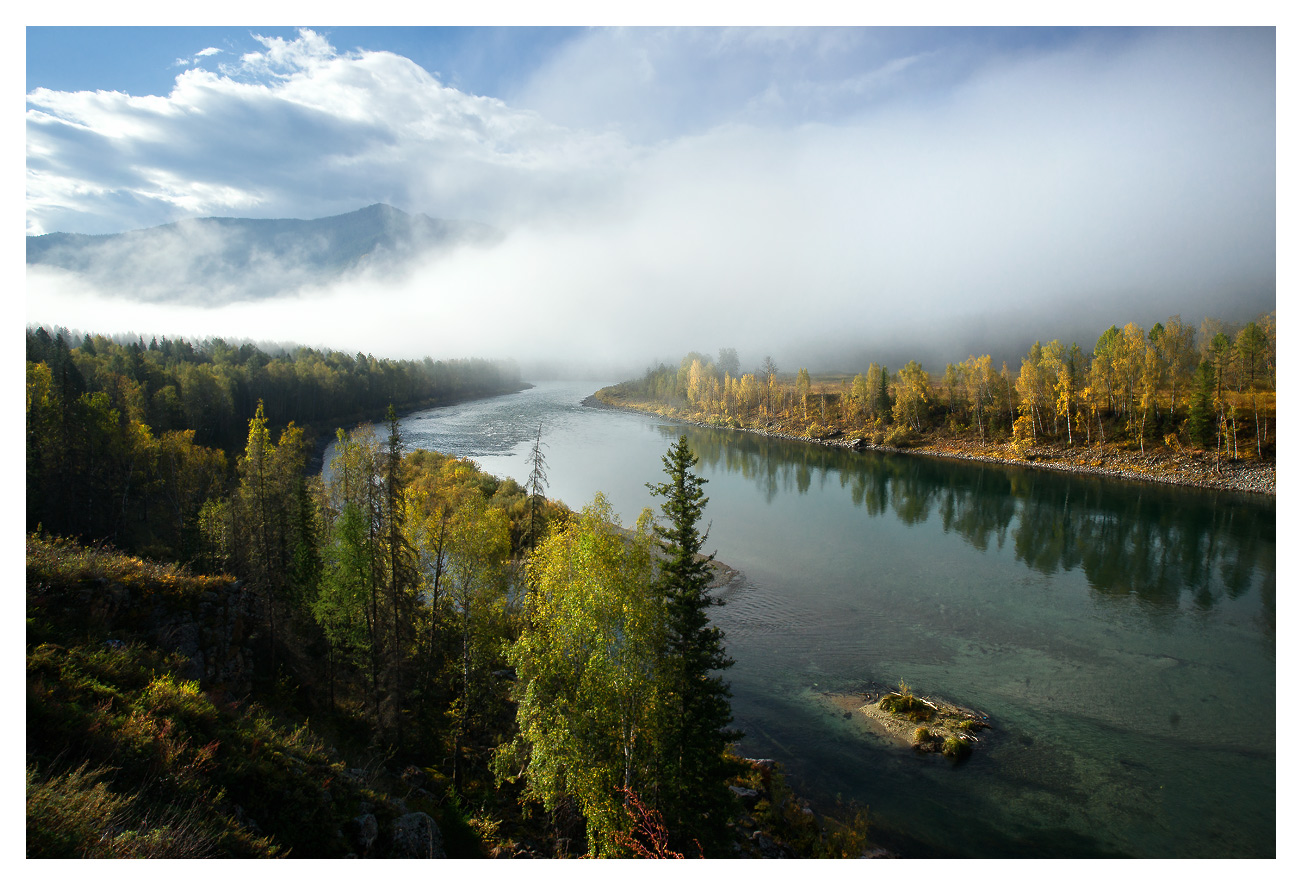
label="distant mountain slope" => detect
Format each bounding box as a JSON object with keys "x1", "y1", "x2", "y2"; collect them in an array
[{"x1": 26, "y1": 204, "x2": 499, "y2": 303}]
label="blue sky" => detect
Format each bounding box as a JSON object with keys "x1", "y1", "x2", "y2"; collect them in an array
[
  {"x1": 24, "y1": 24, "x2": 1279, "y2": 372},
  {"x1": 25, "y1": 27, "x2": 584, "y2": 101}
]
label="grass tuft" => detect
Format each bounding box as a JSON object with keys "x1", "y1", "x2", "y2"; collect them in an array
[{"x1": 941, "y1": 736, "x2": 972, "y2": 759}]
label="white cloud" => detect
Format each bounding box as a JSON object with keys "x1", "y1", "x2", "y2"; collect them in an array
[
  {"x1": 176, "y1": 46, "x2": 224, "y2": 67},
  {"x1": 27, "y1": 29, "x2": 634, "y2": 235}
]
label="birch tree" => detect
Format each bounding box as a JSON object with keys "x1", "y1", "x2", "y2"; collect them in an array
[{"x1": 497, "y1": 495, "x2": 662, "y2": 857}]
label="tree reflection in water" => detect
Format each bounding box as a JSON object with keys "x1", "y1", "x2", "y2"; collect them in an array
[{"x1": 663, "y1": 424, "x2": 1273, "y2": 622}]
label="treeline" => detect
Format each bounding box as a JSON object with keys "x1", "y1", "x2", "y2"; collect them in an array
[
  {"x1": 26, "y1": 327, "x2": 525, "y2": 559},
  {"x1": 609, "y1": 312, "x2": 1275, "y2": 459}
]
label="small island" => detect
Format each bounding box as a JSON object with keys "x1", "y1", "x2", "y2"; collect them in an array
[{"x1": 824, "y1": 683, "x2": 990, "y2": 760}]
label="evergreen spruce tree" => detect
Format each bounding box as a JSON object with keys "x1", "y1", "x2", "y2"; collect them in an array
[
  {"x1": 526, "y1": 422, "x2": 549, "y2": 553},
  {"x1": 383, "y1": 404, "x2": 417, "y2": 745},
  {"x1": 1188, "y1": 360, "x2": 1216, "y2": 448},
  {"x1": 647, "y1": 435, "x2": 740, "y2": 855}
]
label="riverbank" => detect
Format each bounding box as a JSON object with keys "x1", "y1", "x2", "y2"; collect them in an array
[{"x1": 583, "y1": 393, "x2": 1275, "y2": 496}]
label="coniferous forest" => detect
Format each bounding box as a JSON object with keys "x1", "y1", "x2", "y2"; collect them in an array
[{"x1": 26, "y1": 327, "x2": 865, "y2": 858}]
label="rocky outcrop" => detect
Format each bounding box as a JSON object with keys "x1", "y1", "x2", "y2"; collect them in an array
[
  {"x1": 74, "y1": 575, "x2": 258, "y2": 695},
  {"x1": 341, "y1": 799, "x2": 445, "y2": 859},
  {"x1": 390, "y1": 812, "x2": 446, "y2": 859}
]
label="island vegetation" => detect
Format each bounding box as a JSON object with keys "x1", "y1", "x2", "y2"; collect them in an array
[
  {"x1": 26, "y1": 328, "x2": 872, "y2": 858},
  {"x1": 594, "y1": 313, "x2": 1275, "y2": 494}
]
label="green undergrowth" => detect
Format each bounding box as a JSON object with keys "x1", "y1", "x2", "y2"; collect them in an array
[{"x1": 26, "y1": 535, "x2": 374, "y2": 858}]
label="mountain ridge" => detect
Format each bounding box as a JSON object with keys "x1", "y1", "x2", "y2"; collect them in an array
[{"x1": 26, "y1": 203, "x2": 498, "y2": 303}]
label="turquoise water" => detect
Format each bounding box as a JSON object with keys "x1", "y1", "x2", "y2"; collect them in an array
[{"x1": 335, "y1": 381, "x2": 1275, "y2": 857}]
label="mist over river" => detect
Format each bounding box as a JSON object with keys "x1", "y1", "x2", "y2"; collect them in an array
[{"x1": 329, "y1": 381, "x2": 1275, "y2": 857}]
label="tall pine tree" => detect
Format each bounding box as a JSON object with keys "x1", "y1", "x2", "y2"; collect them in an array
[
  {"x1": 526, "y1": 422, "x2": 549, "y2": 553},
  {"x1": 647, "y1": 435, "x2": 740, "y2": 855}
]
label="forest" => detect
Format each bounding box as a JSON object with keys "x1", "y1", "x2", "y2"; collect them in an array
[
  {"x1": 25, "y1": 327, "x2": 526, "y2": 559},
  {"x1": 601, "y1": 312, "x2": 1276, "y2": 462},
  {"x1": 26, "y1": 328, "x2": 863, "y2": 858}
]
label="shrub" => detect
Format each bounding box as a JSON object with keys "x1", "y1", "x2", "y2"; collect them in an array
[
  {"x1": 912, "y1": 726, "x2": 932, "y2": 745},
  {"x1": 941, "y1": 736, "x2": 972, "y2": 759},
  {"x1": 1012, "y1": 415, "x2": 1035, "y2": 450},
  {"x1": 883, "y1": 425, "x2": 915, "y2": 448},
  {"x1": 26, "y1": 762, "x2": 219, "y2": 858},
  {"x1": 878, "y1": 690, "x2": 932, "y2": 721}
]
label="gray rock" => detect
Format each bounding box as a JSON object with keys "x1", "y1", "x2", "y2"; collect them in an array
[
  {"x1": 390, "y1": 812, "x2": 445, "y2": 859},
  {"x1": 400, "y1": 765, "x2": 427, "y2": 788},
  {"x1": 729, "y1": 785, "x2": 760, "y2": 807}
]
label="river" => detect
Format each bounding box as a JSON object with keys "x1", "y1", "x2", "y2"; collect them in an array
[{"x1": 328, "y1": 380, "x2": 1275, "y2": 858}]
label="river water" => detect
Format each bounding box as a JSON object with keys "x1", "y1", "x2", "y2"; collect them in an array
[{"x1": 330, "y1": 380, "x2": 1275, "y2": 858}]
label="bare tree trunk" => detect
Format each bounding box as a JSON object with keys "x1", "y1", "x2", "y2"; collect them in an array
[{"x1": 1253, "y1": 393, "x2": 1261, "y2": 458}]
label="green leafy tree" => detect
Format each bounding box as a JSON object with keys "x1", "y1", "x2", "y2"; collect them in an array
[
  {"x1": 322, "y1": 425, "x2": 386, "y2": 722},
  {"x1": 964, "y1": 355, "x2": 995, "y2": 442},
  {"x1": 497, "y1": 494, "x2": 662, "y2": 856},
  {"x1": 892, "y1": 361, "x2": 930, "y2": 433},
  {"x1": 942, "y1": 362, "x2": 966, "y2": 426},
  {"x1": 849, "y1": 373, "x2": 870, "y2": 425},
  {"x1": 1017, "y1": 341, "x2": 1049, "y2": 441},
  {"x1": 444, "y1": 488, "x2": 511, "y2": 791}
]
